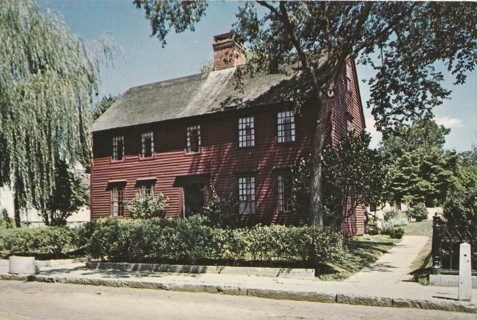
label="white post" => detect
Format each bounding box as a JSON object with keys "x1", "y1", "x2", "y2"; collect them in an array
[
  {"x1": 458, "y1": 243, "x2": 472, "y2": 301},
  {"x1": 9, "y1": 256, "x2": 37, "y2": 274}
]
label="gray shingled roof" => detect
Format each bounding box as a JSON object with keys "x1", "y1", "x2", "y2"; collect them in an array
[{"x1": 92, "y1": 68, "x2": 310, "y2": 132}]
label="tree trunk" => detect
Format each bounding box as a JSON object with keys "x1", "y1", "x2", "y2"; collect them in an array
[
  {"x1": 309, "y1": 94, "x2": 334, "y2": 227},
  {"x1": 13, "y1": 190, "x2": 21, "y2": 228}
]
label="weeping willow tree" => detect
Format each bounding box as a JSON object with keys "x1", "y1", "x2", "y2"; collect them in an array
[{"x1": 0, "y1": 0, "x2": 111, "y2": 226}]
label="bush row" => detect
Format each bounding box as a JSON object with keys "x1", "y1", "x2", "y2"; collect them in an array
[
  {"x1": 0, "y1": 227, "x2": 77, "y2": 258},
  {"x1": 0, "y1": 216, "x2": 346, "y2": 267},
  {"x1": 82, "y1": 216, "x2": 345, "y2": 267}
]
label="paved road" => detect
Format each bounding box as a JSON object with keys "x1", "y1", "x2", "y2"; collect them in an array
[{"x1": 0, "y1": 281, "x2": 474, "y2": 320}]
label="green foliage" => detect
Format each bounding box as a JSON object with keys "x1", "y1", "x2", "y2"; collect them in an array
[
  {"x1": 443, "y1": 150, "x2": 477, "y2": 226},
  {"x1": 0, "y1": 227, "x2": 77, "y2": 258},
  {"x1": 0, "y1": 208, "x2": 14, "y2": 229},
  {"x1": 407, "y1": 204, "x2": 428, "y2": 222},
  {"x1": 290, "y1": 154, "x2": 312, "y2": 215},
  {"x1": 93, "y1": 95, "x2": 117, "y2": 121},
  {"x1": 382, "y1": 227, "x2": 405, "y2": 239},
  {"x1": 200, "y1": 184, "x2": 238, "y2": 228},
  {"x1": 0, "y1": 0, "x2": 114, "y2": 226},
  {"x1": 83, "y1": 217, "x2": 345, "y2": 267},
  {"x1": 133, "y1": 0, "x2": 207, "y2": 47},
  {"x1": 37, "y1": 159, "x2": 88, "y2": 226},
  {"x1": 136, "y1": 1, "x2": 476, "y2": 227},
  {"x1": 125, "y1": 192, "x2": 168, "y2": 219},
  {"x1": 381, "y1": 120, "x2": 458, "y2": 206},
  {"x1": 322, "y1": 132, "x2": 384, "y2": 229},
  {"x1": 382, "y1": 210, "x2": 409, "y2": 228}
]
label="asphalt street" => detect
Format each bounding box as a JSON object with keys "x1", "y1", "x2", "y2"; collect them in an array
[{"x1": 0, "y1": 281, "x2": 475, "y2": 320}]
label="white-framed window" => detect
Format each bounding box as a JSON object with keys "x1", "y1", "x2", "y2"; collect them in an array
[
  {"x1": 186, "y1": 125, "x2": 201, "y2": 153},
  {"x1": 141, "y1": 131, "x2": 154, "y2": 158},
  {"x1": 139, "y1": 181, "x2": 155, "y2": 197},
  {"x1": 238, "y1": 176, "x2": 256, "y2": 214},
  {"x1": 111, "y1": 185, "x2": 124, "y2": 217},
  {"x1": 238, "y1": 117, "x2": 255, "y2": 147},
  {"x1": 277, "y1": 175, "x2": 292, "y2": 213},
  {"x1": 277, "y1": 111, "x2": 295, "y2": 143},
  {"x1": 112, "y1": 136, "x2": 124, "y2": 161}
]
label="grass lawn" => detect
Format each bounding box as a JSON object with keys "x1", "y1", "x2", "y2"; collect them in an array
[
  {"x1": 402, "y1": 219, "x2": 434, "y2": 284},
  {"x1": 318, "y1": 219, "x2": 435, "y2": 282},
  {"x1": 317, "y1": 234, "x2": 400, "y2": 281}
]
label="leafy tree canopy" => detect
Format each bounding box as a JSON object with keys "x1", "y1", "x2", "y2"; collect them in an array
[
  {"x1": 0, "y1": 0, "x2": 113, "y2": 226},
  {"x1": 39, "y1": 159, "x2": 88, "y2": 227},
  {"x1": 380, "y1": 119, "x2": 458, "y2": 207},
  {"x1": 93, "y1": 95, "x2": 118, "y2": 121},
  {"x1": 443, "y1": 148, "x2": 477, "y2": 225},
  {"x1": 322, "y1": 132, "x2": 384, "y2": 229},
  {"x1": 135, "y1": 1, "x2": 476, "y2": 226}
]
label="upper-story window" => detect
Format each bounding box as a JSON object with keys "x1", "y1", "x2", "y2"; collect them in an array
[
  {"x1": 186, "y1": 125, "x2": 201, "y2": 153},
  {"x1": 141, "y1": 131, "x2": 154, "y2": 158},
  {"x1": 112, "y1": 136, "x2": 124, "y2": 161},
  {"x1": 277, "y1": 111, "x2": 295, "y2": 143},
  {"x1": 238, "y1": 176, "x2": 256, "y2": 214},
  {"x1": 238, "y1": 117, "x2": 255, "y2": 147},
  {"x1": 346, "y1": 62, "x2": 353, "y2": 91},
  {"x1": 111, "y1": 185, "x2": 124, "y2": 217},
  {"x1": 346, "y1": 113, "x2": 354, "y2": 132}
]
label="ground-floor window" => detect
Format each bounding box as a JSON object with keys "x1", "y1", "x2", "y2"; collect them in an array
[
  {"x1": 277, "y1": 174, "x2": 292, "y2": 213},
  {"x1": 138, "y1": 181, "x2": 155, "y2": 197},
  {"x1": 238, "y1": 176, "x2": 256, "y2": 214},
  {"x1": 111, "y1": 185, "x2": 124, "y2": 217}
]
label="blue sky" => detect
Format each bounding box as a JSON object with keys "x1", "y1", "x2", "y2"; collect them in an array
[{"x1": 37, "y1": 0, "x2": 476, "y2": 151}]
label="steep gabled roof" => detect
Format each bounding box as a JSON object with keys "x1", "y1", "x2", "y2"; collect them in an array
[{"x1": 92, "y1": 68, "x2": 310, "y2": 132}]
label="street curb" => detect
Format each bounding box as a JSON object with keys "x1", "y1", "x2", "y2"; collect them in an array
[
  {"x1": 1, "y1": 273, "x2": 476, "y2": 314},
  {"x1": 86, "y1": 261, "x2": 315, "y2": 279}
]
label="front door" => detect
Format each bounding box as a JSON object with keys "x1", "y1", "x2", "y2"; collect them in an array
[{"x1": 184, "y1": 184, "x2": 205, "y2": 217}]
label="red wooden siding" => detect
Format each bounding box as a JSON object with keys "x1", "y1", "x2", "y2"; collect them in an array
[
  {"x1": 91, "y1": 60, "x2": 365, "y2": 235},
  {"x1": 330, "y1": 59, "x2": 366, "y2": 236},
  {"x1": 91, "y1": 102, "x2": 317, "y2": 225}
]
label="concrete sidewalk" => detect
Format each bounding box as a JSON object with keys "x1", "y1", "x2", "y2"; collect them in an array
[{"x1": 1, "y1": 235, "x2": 476, "y2": 314}]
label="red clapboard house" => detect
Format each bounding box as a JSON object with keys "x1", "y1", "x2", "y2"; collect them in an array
[{"x1": 91, "y1": 32, "x2": 366, "y2": 236}]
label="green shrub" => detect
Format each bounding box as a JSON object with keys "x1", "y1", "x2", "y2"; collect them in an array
[
  {"x1": 379, "y1": 227, "x2": 405, "y2": 239},
  {"x1": 384, "y1": 210, "x2": 398, "y2": 221},
  {"x1": 0, "y1": 208, "x2": 14, "y2": 229},
  {"x1": 0, "y1": 227, "x2": 77, "y2": 258},
  {"x1": 83, "y1": 217, "x2": 345, "y2": 267},
  {"x1": 407, "y1": 204, "x2": 428, "y2": 222},
  {"x1": 125, "y1": 193, "x2": 168, "y2": 219}
]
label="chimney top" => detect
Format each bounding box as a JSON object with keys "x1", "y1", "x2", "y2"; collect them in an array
[{"x1": 212, "y1": 31, "x2": 246, "y2": 71}]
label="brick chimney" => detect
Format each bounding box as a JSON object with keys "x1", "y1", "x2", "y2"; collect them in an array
[{"x1": 212, "y1": 31, "x2": 246, "y2": 71}]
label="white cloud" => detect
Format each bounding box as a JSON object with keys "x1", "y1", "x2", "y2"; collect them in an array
[{"x1": 435, "y1": 116, "x2": 464, "y2": 129}]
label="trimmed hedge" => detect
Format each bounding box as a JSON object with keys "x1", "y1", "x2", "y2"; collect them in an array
[
  {"x1": 83, "y1": 216, "x2": 345, "y2": 267},
  {"x1": 0, "y1": 227, "x2": 77, "y2": 258}
]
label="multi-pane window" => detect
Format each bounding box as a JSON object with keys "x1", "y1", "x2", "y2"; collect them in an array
[
  {"x1": 238, "y1": 176, "x2": 256, "y2": 214},
  {"x1": 277, "y1": 111, "x2": 295, "y2": 143},
  {"x1": 187, "y1": 125, "x2": 201, "y2": 153},
  {"x1": 111, "y1": 185, "x2": 124, "y2": 217},
  {"x1": 238, "y1": 117, "x2": 255, "y2": 147},
  {"x1": 139, "y1": 182, "x2": 155, "y2": 197},
  {"x1": 141, "y1": 131, "x2": 154, "y2": 158},
  {"x1": 112, "y1": 136, "x2": 124, "y2": 161},
  {"x1": 277, "y1": 175, "x2": 292, "y2": 213}
]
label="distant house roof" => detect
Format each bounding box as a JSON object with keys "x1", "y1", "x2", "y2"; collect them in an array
[{"x1": 92, "y1": 68, "x2": 311, "y2": 132}]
